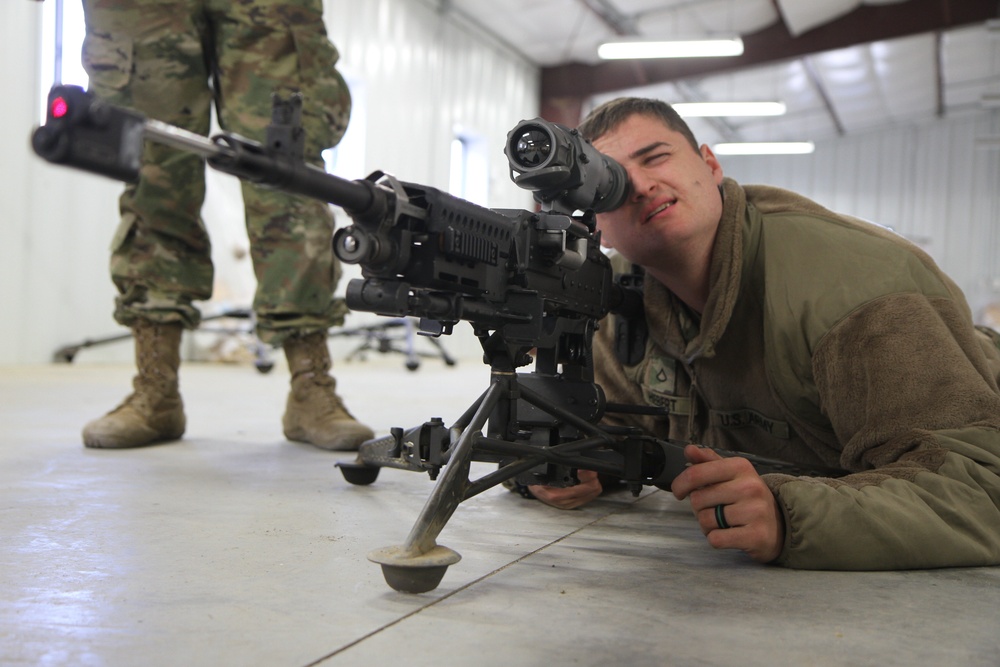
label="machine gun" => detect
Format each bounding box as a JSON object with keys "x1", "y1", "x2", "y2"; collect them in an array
[{"x1": 32, "y1": 85, "x2": 843, "y2": 594}]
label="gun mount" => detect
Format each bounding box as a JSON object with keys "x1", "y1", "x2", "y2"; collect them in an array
[{"x1": 32, "y1": 85, "x2": 844, "y2": 594}]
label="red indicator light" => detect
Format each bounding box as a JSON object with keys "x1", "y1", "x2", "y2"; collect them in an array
[{"x1": 51, "y1": 97, "x2": 69, "y2": 119}]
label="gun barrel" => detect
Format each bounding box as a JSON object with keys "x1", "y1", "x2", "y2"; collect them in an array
[
  {"x1": 144, "y1": 120, "x2": 380, "y2": 215},
  {"x1": 205, "y1": 133, "x2": 378, "y2": 214},
  {"x1": 143, "y1": 119, "x2": 229, "y2": 160},
  {"x1": 32, "y1": 85, "x2": 381, "y2": 217}
]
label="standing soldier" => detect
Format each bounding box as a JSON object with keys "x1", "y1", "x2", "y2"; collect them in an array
[{"x1": 79, "y1": 0, "x2": 374, "y2": 450}]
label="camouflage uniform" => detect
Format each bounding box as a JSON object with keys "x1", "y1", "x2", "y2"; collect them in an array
[{"x1": 81, "y1": 0, "x2": 350, "y2": 345}]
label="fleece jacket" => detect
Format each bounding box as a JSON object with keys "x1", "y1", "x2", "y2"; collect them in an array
[{"x1": 594, "y1": 177, "x2": 1000, "y2": 569}]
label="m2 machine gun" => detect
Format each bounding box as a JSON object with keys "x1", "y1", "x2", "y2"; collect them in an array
[{"x1": 33, "y1": 86, "x2": 840, "y2": 594}]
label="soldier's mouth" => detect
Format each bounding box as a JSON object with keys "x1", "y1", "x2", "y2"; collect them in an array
[{"x1": 646, "y1": 200, "x2": 675, "y2": 221}]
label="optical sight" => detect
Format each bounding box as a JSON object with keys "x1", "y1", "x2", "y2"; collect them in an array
[{"x1": 505, "y1": 118, "x2": 629, "y2": 214}]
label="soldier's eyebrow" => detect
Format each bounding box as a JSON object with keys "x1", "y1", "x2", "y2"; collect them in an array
[{"x1": 629, "y1": 141, "x2": 672, "y2": 160}]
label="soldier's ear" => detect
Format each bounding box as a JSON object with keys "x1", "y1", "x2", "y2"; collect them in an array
[{"x1": 595, "y1": 222, "x2": 614, "y2": 249}]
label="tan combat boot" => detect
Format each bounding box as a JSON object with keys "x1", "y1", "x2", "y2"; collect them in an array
[
  {"x1": 82, "y1": 320, "x2": 186, "y2": 448},
  {"x1": 282, "y1": 331, "x2": 374, "y2": 450}
]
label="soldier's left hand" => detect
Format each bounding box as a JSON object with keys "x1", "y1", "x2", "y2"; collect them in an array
[
  {"x1": 529, "y1": 469, "x2": 602, "y2": 509},
  {"x1": 670, "y1": 444, "x2": 784, "y2": 563}
]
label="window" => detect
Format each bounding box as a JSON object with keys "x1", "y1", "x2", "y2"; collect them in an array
[
  {"x1": 449, "y1": 128, "x2": 489, "y2": 206},
  {"x1": 323, "y1": 75, "x2": 367, "y2": 180},
  {"x1": 39, "y1": 0, "x2": 88, "y2": 118}
]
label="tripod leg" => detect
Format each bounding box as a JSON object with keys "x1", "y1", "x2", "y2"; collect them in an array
[
  {"x1": 425, "y1": 335, "x2": 457, "y2": 366},
  {"x1": 368, "y1": 379, "x2": 505, "y2": 593},
  {"x1": 245, "y1": 312, "x2": 274, "y2": 374},
  {"x1": 403, "y1": 318, "x2": 420, "y2": 371}
]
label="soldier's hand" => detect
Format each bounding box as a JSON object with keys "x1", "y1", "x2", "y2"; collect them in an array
[
  {"x1": 670, "y1": 445, "x2": 784, "y2": 563},
  {"x1": 529, "y1": 469, "x2": 602, "y2": 510}
]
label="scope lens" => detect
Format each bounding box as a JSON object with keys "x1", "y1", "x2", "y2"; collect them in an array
[{"x1": 513, "y1": 128, "x2": 552, "y2": 168}]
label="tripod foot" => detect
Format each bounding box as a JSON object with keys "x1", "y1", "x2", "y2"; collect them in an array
[
  {"x1": 53, "y1": 347, "x2": 78, "y2": 363},
  {"x1": 368, "y1": 544, "x2": 461, "y2": 593},
  {"x1": 337, "y1": 460, "x2": 380, "y2": 485}
]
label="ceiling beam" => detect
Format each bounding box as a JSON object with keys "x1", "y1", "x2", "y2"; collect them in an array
[
  {"x1": 539, "y1": 0, "x2": 998, "y2": 124},
  {"x1": 576, "y1": 0, "x2": 636, "y2": 35},
  {"x1": 801, "y1": 57, "x2": 845, "y2": 136},
  {"x1": 934, "y1": 30, "x2": 945, "y2": 118}
]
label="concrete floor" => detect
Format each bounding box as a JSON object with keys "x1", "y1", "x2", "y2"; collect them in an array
[{"x1": 2, "y1": 346, "x2": 1000, "y2": 666}]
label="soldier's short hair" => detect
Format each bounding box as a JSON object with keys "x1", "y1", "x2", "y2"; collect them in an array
[{"x1": 578, "y1": 97, "x2": 700, "y2": 153}]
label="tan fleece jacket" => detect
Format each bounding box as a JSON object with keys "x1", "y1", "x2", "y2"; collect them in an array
[{"x1": 594, "y1": 178, "x2": 1000, "y2": 569}]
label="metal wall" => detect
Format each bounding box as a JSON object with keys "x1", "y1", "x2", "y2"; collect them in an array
[{"x1": 323, "y1": 0, "x2": 539, "y2": 205}]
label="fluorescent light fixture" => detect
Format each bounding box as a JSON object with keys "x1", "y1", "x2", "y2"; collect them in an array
[
  {"x1": 713, "y1": 142, "x2": 815, "y2": 155},
  {"x1": 598, "y1": 38, "x2": 744, "y2": 60},
  {"x1": 673, "y1": 102, "x2": 787, "y2": 117}
]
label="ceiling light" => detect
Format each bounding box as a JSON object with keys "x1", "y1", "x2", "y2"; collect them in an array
[
  {"x1": 673, "y1": 102, "x2": 787, "y2": 117},
  {"x1": 713, "y1": 142, "x2": 815, "y2": 155},
  {"x1": 597, "y1": 38, "x2": 744, "y2": 60}
]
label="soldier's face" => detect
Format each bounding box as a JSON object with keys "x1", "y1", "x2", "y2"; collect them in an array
[{"x1": 592, "y1": 114, "x2": 724, "y2": 268}]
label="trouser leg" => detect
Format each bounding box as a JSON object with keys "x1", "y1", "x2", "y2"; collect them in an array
[{"x1": 83, "y1": 0, "x2": 215, "y2": 329}]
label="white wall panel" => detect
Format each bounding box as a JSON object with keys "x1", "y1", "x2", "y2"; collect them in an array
[
  {"x1": 1, "y1": 2, "x2": 125, "y2": 367},
  {"x1": 1, "y1": 1, "x2": 40, "y2": 365},
  {"x1": 2, "y1": 0, "x2": 539, "y2": 364},
  {"x1": 323, "y1": 0, "x2": 538, "y2": 207},
  {"x1": 722, "y1": 110, "x2": 1000, "y2": 323}
]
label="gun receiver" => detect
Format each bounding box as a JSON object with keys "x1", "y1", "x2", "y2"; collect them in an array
[{"x1": 32, "y1": 85, "x2": 843, "y2": 594}]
